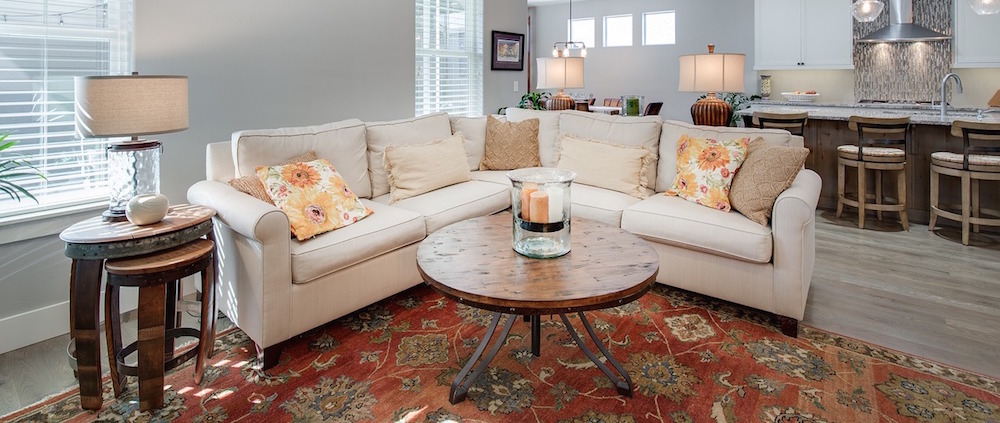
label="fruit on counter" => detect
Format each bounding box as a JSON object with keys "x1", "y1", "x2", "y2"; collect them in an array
[{"x1": 791, "y1": 90, "x2": 818, "y2": 95}]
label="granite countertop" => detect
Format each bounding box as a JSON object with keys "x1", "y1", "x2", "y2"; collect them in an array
[{"x1": 737, "y1": 101, "x2": 1000, "y2": 126}]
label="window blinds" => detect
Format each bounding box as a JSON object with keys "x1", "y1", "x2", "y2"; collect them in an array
[
  {"x1": 0, "y1": 0, "x2": 132, "y2": 216},
  {"x1": 415, "y1": 0, "x2": 483, "y2": 117}
]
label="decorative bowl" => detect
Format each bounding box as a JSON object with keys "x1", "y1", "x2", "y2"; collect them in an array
[{"x1": 125, "y1": 194, "x2": 169, "y2": 225}]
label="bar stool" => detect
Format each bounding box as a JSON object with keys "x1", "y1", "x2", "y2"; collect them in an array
[
  {"x1": 929, "y1": 120, "x2": 1000, "y2": 245},
  {"x1": 836, "y1": 116, "x2": 911, "y2": 230},
  {"x1": 752, "y1": 111, "x2": 808, "y2": 136},
  {"x1": 104, "y1": 239, "x2": 216, "y2": 411}
]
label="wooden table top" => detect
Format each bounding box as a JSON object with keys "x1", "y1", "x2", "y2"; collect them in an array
[
  {"x1": 416, "y1": 213, "x2": 659, "y2": 314},
  {"x1": 60, "y1": 204, "x2": 215, "y2": 244}
]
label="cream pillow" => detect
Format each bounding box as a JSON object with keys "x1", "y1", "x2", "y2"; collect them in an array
[
  {"x1": 384, "y1": 132, "x2": 472, "y2": 203},
  {"x1": 556, "y1": 134, "x2": 652, "y2": 199}
]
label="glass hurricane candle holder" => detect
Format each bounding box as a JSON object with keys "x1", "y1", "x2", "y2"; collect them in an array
[
  {"x1": 507, "y1": 167, "x2": 576, "y2": 258},
  {"x1": 621, "y1": 95, "x2": 644, "y2": 116}
]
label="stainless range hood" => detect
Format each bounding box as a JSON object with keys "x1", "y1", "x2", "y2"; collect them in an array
[{"x1": 857, "y1": 0, "x2": 950, "y2": 43}]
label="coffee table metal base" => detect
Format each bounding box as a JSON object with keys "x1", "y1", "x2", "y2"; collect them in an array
[{"x1": 449, "y1": 311, "x2": 633, "y2": 404}]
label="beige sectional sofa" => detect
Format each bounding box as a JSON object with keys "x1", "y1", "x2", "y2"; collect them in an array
[{"x1": 188, "y1": 109, "x2": 821, "y2": 369}]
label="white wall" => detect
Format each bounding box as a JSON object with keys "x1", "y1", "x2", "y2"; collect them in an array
[
  {"x1": 530, "y1": 0, "x2": 757, "y2": 122},
  {"x1": 0, "y1": 0, "x2": 527, "y2": 354}
]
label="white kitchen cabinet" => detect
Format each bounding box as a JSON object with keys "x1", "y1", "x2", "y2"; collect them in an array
[
  {"x1": 953, "y1": 2, "x2": 1000, "y2": 68},
  {"x1": 755, "y1": 0, "x2": 853, "y2": 70}
]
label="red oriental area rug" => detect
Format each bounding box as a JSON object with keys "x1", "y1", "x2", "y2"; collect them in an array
[{"x1": 4, "y1": 284, "x2": 998, "y2": 422}]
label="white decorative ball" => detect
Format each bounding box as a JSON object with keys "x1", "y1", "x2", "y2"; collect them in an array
[{"x1": 126, "y1": 194, "x2": 169, "y2": 225}]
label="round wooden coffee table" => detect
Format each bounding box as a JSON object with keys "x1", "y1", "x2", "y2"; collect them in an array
[{"x1": 417, "y1": 213, "x2": 659, "y2": 404}]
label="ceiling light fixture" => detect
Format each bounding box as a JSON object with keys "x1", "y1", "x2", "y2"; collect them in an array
[
  {"x1": 852, "y1": 0, "x2": 885, "y2": 22},
  {"x1": 551, "y1": 0, "x2": 587, "y2": 58},
  {"x1": 967, "y1": 0, "x2": 1000, "y2": 15}
]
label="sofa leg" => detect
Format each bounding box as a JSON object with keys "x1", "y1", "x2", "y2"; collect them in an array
[
  {"x1": 255, "y1": 343, "x2": 284, "y2": 370},
  {"x1": 776, "y1": 315, "x2": 799, "y2": 338}
]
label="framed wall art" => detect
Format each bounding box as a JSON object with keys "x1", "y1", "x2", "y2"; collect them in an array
[{"x1": 491, "y1": 31, "x2": 524, "y2": 71}]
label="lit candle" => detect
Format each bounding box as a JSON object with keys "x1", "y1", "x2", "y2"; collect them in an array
[
  {"x1": 547, "y1": 186, "x2": 563, "y2": 223},
  {"x1": 520, "y1": 182, "x2": 537, "y2": 220},
  {"x1": 529, "y1": 191, "x2": 549, "y2": 224}
]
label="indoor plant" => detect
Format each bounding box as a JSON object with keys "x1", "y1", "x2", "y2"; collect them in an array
[{"x1": 0, "y1": 134, "x2": 46, "y2": 202}]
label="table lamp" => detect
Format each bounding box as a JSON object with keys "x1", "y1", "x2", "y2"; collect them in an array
[
  {"x1": 678, "y1": 45, "x2": 745, "y2": 127},
  {"x1": 74, "y1": 74, "x2": 188, "y2": 221},
  {"x1": 536, "y1": 57, "x2": 584, "y2": 111}
]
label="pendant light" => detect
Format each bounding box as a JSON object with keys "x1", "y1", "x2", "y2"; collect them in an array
[
  {"x1": 552, "y1": 0, "x2": 587, "y2": 58},
  {"x1": 851, "y1": 0, "x2": 885, "y2": 22},
  {"x1": 967, "y1": 0, "x2": 1000, "y2": 15}
]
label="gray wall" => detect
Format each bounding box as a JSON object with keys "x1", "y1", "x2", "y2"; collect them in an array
[
  {"x1": 0, "y1": 0, "x2": 527, "y2": 353},
  {"x1": 530, "y1": 0, "x2": 756, "y2": 122}
]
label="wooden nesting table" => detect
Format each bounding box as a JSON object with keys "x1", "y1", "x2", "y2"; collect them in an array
[
  {"x1": 59, "y1": 204, "x2": 215, "y2": 410},
  {"x1": 416, "y1": 213, "x2": 659, "y2": 404}
]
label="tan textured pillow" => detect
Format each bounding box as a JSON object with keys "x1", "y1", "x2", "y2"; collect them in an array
[
  {"x1": 228, "y1": 151, "x2": 318, "y2": 204},
  {"x1": 384, "y1": 132, "x2": 472, "y2": 203},
  {"x1": 729, "y1": 137, "x2": 809, "y2": 225},
  {"x1": 556, "y1": 134, "x2": 651, "y2": 198},
  {"x1": 480, "y1": 116, "x2": 541, "y2": 170}
]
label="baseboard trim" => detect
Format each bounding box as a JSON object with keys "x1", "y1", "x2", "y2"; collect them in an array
[{"x1": 0, "y1": 301, "x2": 70, "y2": 355}]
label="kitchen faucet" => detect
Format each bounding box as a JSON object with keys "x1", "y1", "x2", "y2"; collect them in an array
[{"x1": 940, "y1": 73, "x2": 963, "y2": 119}]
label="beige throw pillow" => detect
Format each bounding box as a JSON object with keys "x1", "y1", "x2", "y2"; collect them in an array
[
  {"x1": 384, "y1": 133, "x2": 472, "y2": 203},
  {"x1": 556, "y1": 134, "x2": 651, "y2": 198},
  {"x1": 228, "y1": 151, "x2": 318, "y2": 204},
  {"x1": 729, "y1": 137, "x2": 809, "y2": 226},
  {"x1": 480, "y1": 116, "x2": 541, "y2": 170}
]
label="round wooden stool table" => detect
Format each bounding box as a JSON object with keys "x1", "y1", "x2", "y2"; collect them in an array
[
  {"x1": 59, "y1": 204, "x2": 215, "y2": 410},
  {"x1": 104, "y1": 238, "x2": 216, "y2": 412},
  {"x1": 416, "y1": 213, "x2": 659, "y2": 404}
]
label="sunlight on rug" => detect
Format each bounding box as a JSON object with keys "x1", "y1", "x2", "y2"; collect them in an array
[{"x1": 3, "y1": 284, "x2": 998, "y2": 422}]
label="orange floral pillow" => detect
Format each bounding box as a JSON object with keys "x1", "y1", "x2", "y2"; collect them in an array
[
  {"x1": 665, "y1": 134, "x2": 749, "y2": 212},
  {"x1": 256, "y1": 159, "x2": 373, "y2": 241}
]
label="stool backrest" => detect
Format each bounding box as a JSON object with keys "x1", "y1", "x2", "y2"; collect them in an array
[
  {"x1": 951, "y1": 120, "x2": 1000, "y2": 170},
  {"x1": 752, "y1": 111, "x2": 808, "y2": 136},
  {"x1": 848, "y1": 115, "x2": 910, "y2": 161}
]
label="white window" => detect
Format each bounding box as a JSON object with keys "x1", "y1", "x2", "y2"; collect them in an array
[
  {"x1": 0, "y1": 0, "x2": 133, "y2": 217},
  {"x1": 603, "y1": 14, "x2": 633, "y2": 47},
  {"x1": 415, "y1": 0, "x2": 483, "y2": 117},
  {"x1": 568, "y1": 17, "x2": 594, "y2": 50},
  {"x1": 643, "y1": 11, "x2": 676, "y2": 45}
]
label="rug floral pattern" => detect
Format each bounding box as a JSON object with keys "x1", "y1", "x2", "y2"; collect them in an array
[{"x1": 4, "y1": 284, "x2": 998, "y2": 422}]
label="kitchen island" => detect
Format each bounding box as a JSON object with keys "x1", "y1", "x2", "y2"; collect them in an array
[{"x1": 738, "y1": 102, "x2": 1000, "y2": 226}]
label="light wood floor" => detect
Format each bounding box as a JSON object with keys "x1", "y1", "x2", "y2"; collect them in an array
[{"x1": 0, "y1": 211, "x2": 997, "y2": 416}]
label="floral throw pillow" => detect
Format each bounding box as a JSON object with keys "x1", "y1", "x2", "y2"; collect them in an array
[
  {"x1": 665, "y1": 134, "x2": 749, "y2": 212},
  {"x1": 256, "y1": 159, "x2": 373, "y2": 241}
]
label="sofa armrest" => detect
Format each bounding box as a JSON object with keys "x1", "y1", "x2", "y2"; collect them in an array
[
  {"x1": 770, "y1": 169, "x2": 821, "y2": 320},
  {"x1": 187, "y1": 179, "x2": 293, "y2": 348},
  {"x1": 186, "y1": 180, "x2": 289, "y2": 244}
]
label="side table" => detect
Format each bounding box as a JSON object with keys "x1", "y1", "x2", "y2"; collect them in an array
[{"x1": 59, "y1": 204, "x2": 216, "y2": 410}]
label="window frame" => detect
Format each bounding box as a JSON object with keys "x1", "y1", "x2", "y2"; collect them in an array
[
  {"x1": 642, "y1": 10, "x2": 676, "y2": 46},
  {"x1": 414, "y1": 0, "x2": 484, "y2": 118},
  {"x1": 603, "y1": 14, "x2": 633, "y2": 48},
  {"x1": 567, "y1": 17, "x2": 595, "y2": 50}
]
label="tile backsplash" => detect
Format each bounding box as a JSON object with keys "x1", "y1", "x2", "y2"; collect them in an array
[{"x1": 853, "y1": 0, "x2": 953, "y2": 103}]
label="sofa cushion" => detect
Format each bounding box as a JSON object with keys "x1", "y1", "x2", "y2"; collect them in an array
[
  {"x1": 372, "y1": 180, "x2": 510, "y2": 234},
  {"x1": 257, "y1": 159, "x2": 374, "y2": 241},
  {"x1": 622, "y1": 194, "x2": 773, "y2": 264},
  {"x1": 289, "y1": 200, "x2": 424, "y2": 284},
  {"x1": 481, "y1": 116, "x2": 541, "y2": 170},
  {"x1": 557, "y1": 134, "x2": 652, "y2": 199},
  {"x1": 471, "y1": 170, "x2": 513, "y2": 186},
  {"x1": 559, "y1": 110, "x2": 661, "y2": 196},
  {"x1": 451, "y1": 115, "x2": 506, "y2": 171},
  {"x1": 233, "y1": 119, "x2": 371, "y2": 198},
  {"x1": 730, "y1": 138, "x2": 809, "y2": 226},
  {"x1": 228, "y1": 151, "x2": 317, "y2": 205},
  {"x1": 366, "y1": 112, "x2": 453, "y2": 198},
  {"x1": 665, "y1": 134, "x2": 749, "y2": 212},
  {"x1": 657, "y1": 120, "x2": 799, "y2": 193},
  {"x1": 572, "y1": 183, "x2": 644, "y2": 227},
  {"x1": 505, "y1": 108, "x2": 563, "y2": 167},
  {"x1": 384, "y1": 133, "x2": 471, "y2": 203}
]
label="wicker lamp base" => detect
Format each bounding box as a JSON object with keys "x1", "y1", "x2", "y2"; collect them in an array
[
  {"x1": 546, "y1": 90, "x2": 575, "y2": 111},
  {"x1": 690, "y1": 93, "x2": 733, "y2": 127}
]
